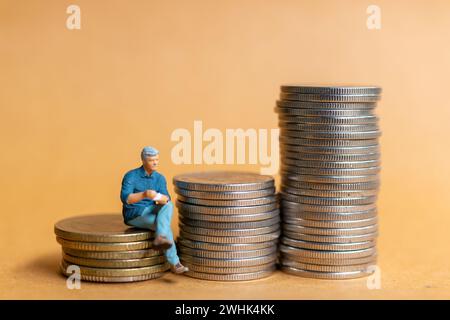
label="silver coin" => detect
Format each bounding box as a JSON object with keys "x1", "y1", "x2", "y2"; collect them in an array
[
  {"x1": 283, "y1": 158, "x2": 381, "y2": 169},
  {"x1": 280, "y1": 200, "x2": 377, "y2": 213},
  {"x1": 280, "y1": 129, "x2": 382, "y2": 140},
  {"x1": 279, "y1": 136, "x2": 379, "y2": 147},
  {"x1": 280, "y1": 193, "x2": 377, "y2": 206},
  {"x1": 174, "y1": 187, "x2": 276, "y2": 200},
  {"x1": 180, "y1": 253, "x2": 277, "y2": 267},
  {"x1": 281, "y1": 266, "x2": 374, "y2": 279},
  {"x1": 179, "y1": 209, "x2": 280, "y2": 222},
  {"x1": 276, "y1": 100, "x2": 377, "y2": 110},
  {"x1": 177, "y1": 237, "x2": 277, "y2": 252},
  {"x1": 176, "y1": 194, "x2": 277, "y2": 207},
  {"x1": 184, "y1": 268, "x2": 275, "y2": 281},
  {"x1": 62, "y1": 247, "x2": 162, "y2": 260},
  {"x1": 278, "y1": 114, "x2": 378, "y2": 125},
  {"x1": 280, "y1": 140, "x2": 380, "y2": 150},
  {"x1": 282, "y1": 216, "x2": 378, "y2": 229},
  {"x1": 179, "y1": 215, "x2": 280, "y2": 230},
  {"x1": 180, "y1": 230, "x2": 280, "y2": 244},
  {"x1": 279, "y1": 85, "x2": 382, "y2": 96},
  {"x1": 280, "y1": 186, "x2": 378, "y2": 197},
  {"x1": 281, "y1": 252, "x2": 377, "y2": 266},
  {"x1": 179, "y1": 223, "x2": 280, "y2": 237},
  {"x1": 281, "y1": 209, "x2": 377, "y2": 222},
  {"x1": 281, "y1": 259, "x2": 375, "y2": 273},
  {"x1": 281, "y1": 172, "x2": 380, "y2": 184},
  {"x1": 185, "y1": 262, "x2": 276, "y2": 274},
  {"x1": 280, "y1": 144, "x2": 380, "y2": 155},
  {"x1": 281, "y1": 236, "x2": 375, "y2": 251},
  {"x1": 282, "y1": 223, "x2": 378, "y2": 236},
  {"x1": 275, "y1": 107, "x2": 374, "y2": 117},
  {"x1": 283, "y1": 231, "x2": 378, "y2": 244},
  {"x1": 282, "y1": 212, "x2": 378, "y2": 222},
  {"x1": 279, "y1": 92, "x2": 381, "y2": 102},
  {"x1": 281, "y1": 180, "x2": 380, "y2": 191},
  {"x1": 284, "y1": 152, "x2": 380, "y2": 162},
  {"x1": 176, "y1": 200, "x2": 278, "y2": 215},
  {"x1": 281, "y1": 165, "x2": 381, "y2": 176},
  {"x1": 178, "y1": 245, "x2": 277, "y2": 259},
  {"x1": 173, "y1": 171, "x2": 274, "y2": 192},
  {"x1": 279, "y1": 244, "x2": 377, "y2": 259},
  {"x1": 62, "y1": 252, "x2": 165, "y2": 269},
  {"x1": 279, "y1": 122, "x2": 379, "y2": 133}
]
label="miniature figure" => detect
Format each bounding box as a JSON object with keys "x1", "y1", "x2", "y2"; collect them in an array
[{"x1": 120, "y1": 146, "x2": 188, "y2": 274}]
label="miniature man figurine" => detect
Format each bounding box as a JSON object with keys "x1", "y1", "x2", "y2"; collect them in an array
[{"x1": 120, "y1": 146, "x2": 188, "y2": 274}]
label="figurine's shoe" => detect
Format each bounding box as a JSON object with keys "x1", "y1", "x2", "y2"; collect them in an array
[
  {"x1": 171, "y1": 262, "x2": 189, "y2": 274},
  {"x1": 152, "y1": 235, "x2": 173, "y2": 250}
]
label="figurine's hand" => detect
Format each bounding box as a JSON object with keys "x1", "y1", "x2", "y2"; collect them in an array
[
  {"x1": 143, "y1": 190, "x2": 157, "y2": 199},
  {"x1": 156, "y1": 195, "x2": 169, "y2": 205}
]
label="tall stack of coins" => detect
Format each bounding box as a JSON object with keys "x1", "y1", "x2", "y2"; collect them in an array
[
  {"x1": 55, "y1": 214, "x2": 169, "y2": 283},
  {"x1": 275, "y1": 85, "x2": 381, "y2": 279},
  {"x1": 173, "y1": 171, "x2": 280, "y2": 281}
]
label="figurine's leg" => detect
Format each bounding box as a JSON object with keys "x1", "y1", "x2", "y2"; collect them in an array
[
  {"x1": 154, "y1": 201, "x2": 180, "y2": 266},
  {"x1": 126, "y1": 206, "x2": 157, "y2": 230}
]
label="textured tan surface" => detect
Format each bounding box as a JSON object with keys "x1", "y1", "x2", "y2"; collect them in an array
[
  {"x1": 1, "y1": 0, "x2": 450, "y2": 299},
  {"x1": 2, "y1": 195, "x2": 450, "y2": 300}
]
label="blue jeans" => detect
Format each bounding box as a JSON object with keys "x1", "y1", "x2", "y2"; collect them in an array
[{"x1": 126, "y1": 201, "x2": 179, "y2": 266}]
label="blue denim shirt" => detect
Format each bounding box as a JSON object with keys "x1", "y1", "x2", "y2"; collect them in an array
[{"x1": 120, "y1": 166, "x2": 171, "y2": 222}]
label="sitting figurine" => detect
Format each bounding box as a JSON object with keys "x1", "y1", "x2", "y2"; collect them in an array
[{"x1": 120, "y1": 146, "x2": 188, "y2": 274}]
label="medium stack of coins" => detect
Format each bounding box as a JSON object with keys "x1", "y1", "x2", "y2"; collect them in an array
[
  {"x1": 275, "y1": 85, "x2": 381, "y2": 279},
  {"x1": 55, "y1": 214, "x2": 169, "y2": 283},
  {"x1": 173, "y1": 171, "x2": 280, "y2": 281}
]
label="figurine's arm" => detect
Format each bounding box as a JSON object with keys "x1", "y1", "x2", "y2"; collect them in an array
[
  {"x1": 120, "y1": 172, "x2": 157, "y2": 205},
  {"x1": 154, "y1": 176, "x2": 170, "y2": 204},
  {"x1": 160, "y1": 176, "x2": 171, "y2": 200},
  {"x1": 126, "y1": 190, "x2": 157, "y2": 204}
]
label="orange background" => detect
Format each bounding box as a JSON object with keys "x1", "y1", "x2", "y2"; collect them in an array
[{"x1": 1, "y1": 0, "x2": 449, "y2": 299}]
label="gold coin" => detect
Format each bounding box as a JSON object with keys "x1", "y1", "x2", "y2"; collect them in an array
[
  {"x1": 62, "y1": 247, "x2": 162, "y2": 260},
  {"x1": 59, "y1": 264, "x2": 166, "y2": 283},
  {"x1": 63, "y1": 252, "x2": 166, "y2": 268},
  {"x1": 60, "y1": 259, "x2": 170, "y2": 277},
  {"x1": 54, "y1": 214, "x2": 153, "y2": 242},
  {"x1": 56, "y1": 236, "x2": 153, "y2": 251}
]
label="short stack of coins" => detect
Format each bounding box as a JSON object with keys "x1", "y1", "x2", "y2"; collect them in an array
[
  {"x1": 173, "y1": 171, "x2": 280, "y2": 281},
  {"x1": 55, "y1": 214, "x2": 169, "y2": 283},
  {"x1": 275, "y1": 85, "x2": 382, "y2": 279}
]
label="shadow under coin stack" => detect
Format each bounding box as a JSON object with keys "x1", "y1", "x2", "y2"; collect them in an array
[
  {"x1": 275, "y1": 85, "x2": 381, "y2": 279},
  {"x1": 55, "y1": 214, "x2": 169, "y2": 283},
  {"x1": 173, "y1": 171, "x2": 280, "y2": 281}
]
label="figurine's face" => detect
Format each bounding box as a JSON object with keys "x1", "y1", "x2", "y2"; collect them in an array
[{"x1": 142, "y1": 154, "x2": 159, "y2": 172}]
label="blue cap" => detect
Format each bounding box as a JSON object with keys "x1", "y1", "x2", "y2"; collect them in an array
[{"x1": 141, "y1": 146, "x2": 159, "y2": 160}]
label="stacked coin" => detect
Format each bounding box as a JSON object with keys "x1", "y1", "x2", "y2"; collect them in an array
[
  {"x1": 275, "y1": 85, "x2": 381, "y2": 279},
  {"x1": 55, "y1": 214, "x2": 169, "y2": 283},
  {"x1": 173, "y1": 171, "x2": 280, "y2": 281}
]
